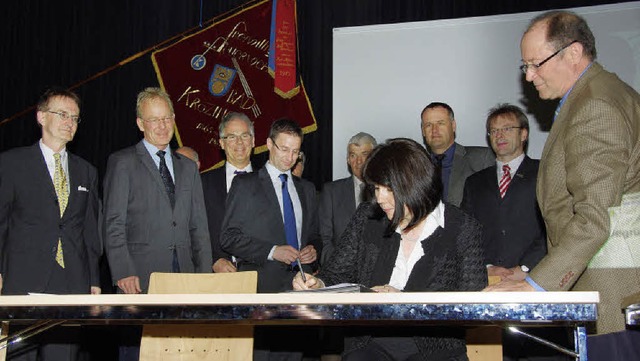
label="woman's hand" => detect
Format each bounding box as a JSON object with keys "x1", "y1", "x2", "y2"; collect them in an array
[
  {"x1": 292, "y1": 272, "x2": 324, "y2": 290},
  {"x1": 371, "y1": 284, "x2": 400, "y2": 293}
]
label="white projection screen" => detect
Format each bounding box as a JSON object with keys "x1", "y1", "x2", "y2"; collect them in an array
[{"x1": 332, "y1": 2, "x2": 640, "y2": 179}]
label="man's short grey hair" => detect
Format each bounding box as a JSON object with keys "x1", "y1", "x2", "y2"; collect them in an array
[
  {"x1": 219, "y1": 112, "x2": 254, "y2": 138},
  {"x1": 136, "y1": 87, "x2": 174, "y2": 118},
  {"x1": 347, "y1": 132, "x2": 377, "y2": 149}
]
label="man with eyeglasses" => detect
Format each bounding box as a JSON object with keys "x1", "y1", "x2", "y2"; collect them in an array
[
  {"x1": 220, "y1": 118, "x2": 319, "y2": 360},
  {"x1": 462, "y1": 104, "x2": 552, "y2": 360},
  {"x1": 220, "y1": 118, "x2": 319, "y2": 292},
  {"x1": 420, "y1": 102, "x2": 494, "y2": 207},
  {"x1": 0, "y1": 88, "x2": 101, "y2": 360},
  {"x1": 201, "y1": 112, "x2": 261, "y2": 273},
  {"x1": 486, "y1": 10, "x2": 640, "y2": 350},
  {"x1": 104, "y1": 87, "x2": 212, "y2": 295}
]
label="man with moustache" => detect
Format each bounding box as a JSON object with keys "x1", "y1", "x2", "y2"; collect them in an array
[
  {"x1": 104, "y1": 87, "x2": 212, "y2": 295},
  {"x1": 319, "y1": 132, "x2": 377, "y2": 265},
  {"x1": 201, "y1": 112, "x2": 259, "y2": 273},
  {"x1": 486, "y1": 10, "x2": 640, "y2": 358},
  {"x1": 0, "y1": 88, "x2": 101, "y2": 360},
  {"x1": 462, "y1": 104, "x2": 550, "y2": 360},
  {"x1": 420, "y1": 102, "x2": 494, "y2": 206},
  {"x1": 462, "y1": 104, "x2": 546, "y2": 281}
]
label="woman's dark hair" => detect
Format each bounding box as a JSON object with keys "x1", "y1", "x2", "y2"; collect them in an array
[{"x1": 363, "y1": 138, "x2": 442, "y2": 233}]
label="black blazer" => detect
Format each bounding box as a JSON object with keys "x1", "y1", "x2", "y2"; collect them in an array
[
  {"x1": 201, "y1": 161, "x2": 262, "y2": 265},
  {"x1": 461, "y1": 156, "x2": 546, "y2": 269},
  {"x1": 318, "y1": 176, "x2": 357, "y2": 265},
  {"x1": 318, "y1": 202, "x2": 487, "y2": 358},
  {"x1": 0, "y1": 143, "x2": 101, "y2": 295},
  {"x1": 220, "y1": 166, "x2": 320, "y2": 293}
]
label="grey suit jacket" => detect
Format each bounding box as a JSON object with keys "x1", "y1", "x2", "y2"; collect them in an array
[
  {"x1": 220, "y1": 166, "x2": 320, "y2": 293},
  {"x1": 318, "y1": 176, "x2": 357, "y2": 265},
  {"x1": 0, "y1": 143, "x2": 101, "y2": 295},
  {"x1": 103, "y1": 141, "x2": 212, "y2": 292},
  {"x1": 534, "y1": 62, "x2": 640, "y2": 334},
  {"x1": 446, "y1": 143, "x2": 494, "y2": 207}
]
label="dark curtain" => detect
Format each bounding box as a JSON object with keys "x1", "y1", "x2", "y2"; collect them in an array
[{"x1": 0, "y1": 0, "x2": 630, "y2": 189}]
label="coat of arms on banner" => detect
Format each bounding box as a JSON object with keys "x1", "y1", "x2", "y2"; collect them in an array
[
  {"x1": 209, "y1": 64, "x2": 237, "y2": 96},
  {"x1": 152, "y1": 0, "x2": 316, "y2": 171}
]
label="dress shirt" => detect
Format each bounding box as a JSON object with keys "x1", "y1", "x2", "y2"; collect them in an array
[
  {"x1": 389, "y1": 201, "x2": 446, "y2": 290},
  {"x1": 264, "y1": 162, "x2": 303, "y2": 260},
  {"x1": 353, "y1": 176, "x2": 364, "y2": 207},
  {"x1": 142, "y1": 139, "x2": 175, "y2": 181},
  {"x1": 496, "y1": 153, "x2": 525, "y2": 183},
  {"x1": 39, "y1": 140, "x2": 70, "y2": 193},
  {"x1": 225, "y1": 162, "x2": 253, "y2": 192}
]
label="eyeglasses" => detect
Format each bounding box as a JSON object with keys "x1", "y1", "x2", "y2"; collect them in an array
[
  {"x1": 519, "y1": 40, "x2": 578, "y2": 74},
  {"x1": 488, "y1": 126, "x2": 521, "y2": 137},
  {"x1": 142, "y1": 115, "x2": 175, "y2": 124},
  {"x1": 47, "y1": 110, "x2": 81, "y2": 124},
  {"x1": 221, "y1": 132, "x2": 253, "y2": 142},
  {"x1": 271, "y1": 139, "x2": 300, "y2": 157}
]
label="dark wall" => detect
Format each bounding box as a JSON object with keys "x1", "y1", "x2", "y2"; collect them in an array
[{"x1": 0, "y1": 0, "x2": 630, "y2": 189}]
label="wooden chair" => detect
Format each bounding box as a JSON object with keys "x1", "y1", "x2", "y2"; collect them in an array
[
  {"x1": 139, "y1": 271, "x2": 258, "y2": 361},
  {"x1": 466, "y1": 275, "x2": 503, "y2": 361}
]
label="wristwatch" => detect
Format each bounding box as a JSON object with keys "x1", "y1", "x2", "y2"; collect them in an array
[{"x1": 520, "y1": 265, "x2": 530, "y2": 273}]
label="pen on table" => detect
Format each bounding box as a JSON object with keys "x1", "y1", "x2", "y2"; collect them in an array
[{"x1": 297, "y1": 258, "x2": 307, "y2": 282}]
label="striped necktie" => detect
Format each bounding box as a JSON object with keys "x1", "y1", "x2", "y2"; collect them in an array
[{"x1": 499, "y1": 164, "x2": 511, "y2": 198}]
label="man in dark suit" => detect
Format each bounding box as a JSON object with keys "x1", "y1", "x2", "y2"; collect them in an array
[
  {"x1": 220, "y1": 118, "x2": 319, "y2": 293},
  {"x1": 0, "y1": 88, "x2": 101, "y2": 360},
  {"x1": 319, "y1": 132, "x2": 376, "y2": 265},
  {"x1": 461, "y1": 104, "x2": 546, "y2": 280},
  {"x1": 201, "y1": 112, "x2": 259, "y2": 273},
  {"x1": 421, "y1": 102, "x2": 494, "y2": 206},
  {"x1": 103, "y1": 87, "x2": 212, "y2": 294}
]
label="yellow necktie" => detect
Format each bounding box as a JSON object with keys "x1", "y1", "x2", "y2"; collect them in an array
[{"x1": 53, "y1": 153, "x2": 67, "y2": 268}]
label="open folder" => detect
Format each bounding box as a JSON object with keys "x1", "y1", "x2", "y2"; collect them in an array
[{"x1": 288, "y1": 283, "x2": 374, "y2": 293}]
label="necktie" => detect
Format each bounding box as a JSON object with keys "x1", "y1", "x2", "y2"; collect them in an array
[
  {"x1": 53, "y1": 153, "x2": 68, "y2": 268},
  {"x1": 499, "y1": 164, "x2": 512, "y2": 198},
  {"x1": 234, "y1": 170, "x2": 247, "y2": 175},
  {"x1": 356, "y1": 183, "x2": 365, "y2": 207},
  {"x1": 434, "y1": 153, "x2": 445, "y2": 169},
  {"x1": 279, "y1": 174, "x2": 299, "y2": 256},
  {"x1": 157, "y1": 150, "x2": 175, "y2": 208}
]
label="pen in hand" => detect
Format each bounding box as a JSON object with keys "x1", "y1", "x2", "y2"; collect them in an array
[{"x1": 297, "y1": 258, "x2": 307, "y2": 283}]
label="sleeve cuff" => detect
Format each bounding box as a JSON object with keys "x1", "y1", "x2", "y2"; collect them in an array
[{"x1": 525, "y1": 276, "x2": 545, "y2": 291}]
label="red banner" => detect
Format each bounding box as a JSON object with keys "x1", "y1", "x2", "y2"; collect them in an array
[{"x1": 152, "y1": 0, "x2": 316, "y2": 172}]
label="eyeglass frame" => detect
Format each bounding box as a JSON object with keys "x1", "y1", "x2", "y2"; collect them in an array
[
  {"x1": 46, "y1": 110, "x2": 81, "y2": 124},
  {"x1": 487, "y1": 126, "x2": 522, "y2": 137},
  {"x1": 270, "y1": 138, "x2": 301, "y2": 157},
  {"x1": 519, "y1": 40, "x2": 578, "y2": 74},
  {"x1": 220, "y1": 132, "x2": 253, "y2": 142},
  {"x1": 141, "y1": 114, "x2": 175, "y2": 124}
]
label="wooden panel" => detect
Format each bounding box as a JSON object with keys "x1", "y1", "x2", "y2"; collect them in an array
[
  {"x1": 140, "y1": 272, "x2": 258, "y2": 361},
  {"x1": 466, "y1": 326, "x2": 502, "y2": 361}
]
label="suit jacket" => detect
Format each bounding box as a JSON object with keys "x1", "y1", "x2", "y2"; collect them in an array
[
  {"x1": 103, "y1": 141, "x2": 212, "y2": 292},
  {"x1": 461, "y1": 156, "x2": 546, "y2": 269},
  {"x1": 201, "y1": 161, "x2": 261, "y2": 265},
  {"x1": 0, "y1": 143, "x2": 100, "y2": 295},
  {"x1": 446, "y1": 143, "x2": 494, "y2": 207},
  {"x1": 319, "y1": 202, "x2": 486, "y2": 358},
  {"x1": 220, "y1": 166, "x2": 320, "y2": 293},
  {"x1": 318, "y1": 176, "x2": 358, "y2": 266},
  {"x1": 534, "y1": 62, "x2": 640, "y2": 334}
]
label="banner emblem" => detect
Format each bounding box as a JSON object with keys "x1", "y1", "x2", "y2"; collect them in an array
[
  {"x1": 208, "y1": 64, "x2": 237, "y2": 96},
  {"x1": 190, "y1": 54, "x2": 207, "y2": 70}
]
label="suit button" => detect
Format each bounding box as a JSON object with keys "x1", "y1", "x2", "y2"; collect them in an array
[
  {"x1": 59, "y1": 224, "x2": 63, "y2": 229},
  {"x1": 501, "y1": 230, "x2": 506, "y2": 235},
  {"x1": 172, "y1": 221, "x2": 177, "y2": 227}
]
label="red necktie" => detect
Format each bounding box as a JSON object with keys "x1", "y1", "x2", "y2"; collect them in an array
[{"x1": 499, "y1": 164, "x2": 511, "y2": 198}]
